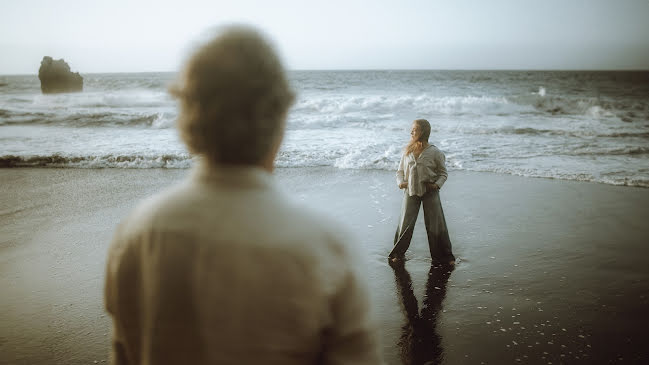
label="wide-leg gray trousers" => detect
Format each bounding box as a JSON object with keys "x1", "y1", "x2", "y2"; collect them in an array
[{"x1": 389, "y1": 190, "x2": 455, "y2": 262}]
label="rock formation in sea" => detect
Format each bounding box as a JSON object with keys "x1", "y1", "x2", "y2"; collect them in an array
[{"x1": 38, "y1": 56, "x2": 83, "y2": 93}]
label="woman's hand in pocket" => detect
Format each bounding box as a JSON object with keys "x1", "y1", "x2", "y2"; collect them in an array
[{"x1": 425, "y1": 182, "x2": 440, "y2": 192}]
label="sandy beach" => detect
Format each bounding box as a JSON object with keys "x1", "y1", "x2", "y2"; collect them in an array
[{"x1": 1, "y1": 168, "x2": 648, "y2": 364}]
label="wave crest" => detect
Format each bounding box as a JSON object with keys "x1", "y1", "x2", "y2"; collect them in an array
[
  {"x1": 0, "y1": 110, "x2": 175, "y2": 128},
  {"x1": 2, "y1": 151, "x2": 647, "y2": 188},
  {"x1": 0, "y1": 154, "x2": 191, "y2": 168}
]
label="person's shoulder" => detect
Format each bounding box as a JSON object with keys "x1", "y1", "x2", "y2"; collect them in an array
[
  {"x1": 278, "y1": 199, "x2": 358, "y2": 260},
  {"x1": 113, "y1": 179, "x2": 195, "y2": 241},
  {"x1": 427, "y1": 144, "x2": 445, "y2": 156},
  {"x1": 279, "y1": 199, "x2": 345, "y2": 238}
]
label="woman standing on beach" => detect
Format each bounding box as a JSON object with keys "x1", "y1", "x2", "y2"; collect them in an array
[{"x1": 389, "y1": 119, "x2": 455, "y2": 264}]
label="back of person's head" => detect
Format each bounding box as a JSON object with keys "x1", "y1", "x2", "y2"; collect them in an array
[
  {"x1": 170, "y1": 25, "x2": 295, "y2": 166},
  {"x1": 414, "y1": 118, "x2": 431, "y2": 142},
  {"x1": 405, "y1": 118, "x2": 431, "y2": 154}
]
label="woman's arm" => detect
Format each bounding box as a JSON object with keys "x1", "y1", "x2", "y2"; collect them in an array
[
  {"x1": 433, "y1": 150, "x2": 448, "y2": 188},
  {"x1": 396, "y1": 154, "x2": 407, "y2": 188}
]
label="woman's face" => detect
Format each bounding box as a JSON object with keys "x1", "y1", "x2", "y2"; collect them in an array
[{"x1": 410, "y1": 123, "x2": 421, "y2": 141}]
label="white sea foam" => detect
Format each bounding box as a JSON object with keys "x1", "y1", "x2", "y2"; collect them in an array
[
  {"x1": 1, "y1": 71, "x2": 648, "y2": 188},
  {"x1": 293, "y1": 94, "x2": 523, "y2": 117},
  {"x1": 538, "y1": 87, "x2": 546, "y2": 97},
  {"x1": 0, "y1": 153, "x2": 192, "y2": 168}
]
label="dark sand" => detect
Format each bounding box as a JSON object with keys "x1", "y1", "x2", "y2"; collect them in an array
[{"x1": 1, "y1": 168, "x2": 648, "y2": 364}]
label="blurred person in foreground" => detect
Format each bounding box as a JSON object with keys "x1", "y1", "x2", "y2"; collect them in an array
[{"x1": 104, "y1": 25, "x2": 383, "y2": 365}]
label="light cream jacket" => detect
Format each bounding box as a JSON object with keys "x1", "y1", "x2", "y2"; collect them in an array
[
  {"x1": 104, "y1": 161, "x2": 383, "y2": 365},
  {"x1": 396, "y1": 144, "x2": 448, "y2": 197}
]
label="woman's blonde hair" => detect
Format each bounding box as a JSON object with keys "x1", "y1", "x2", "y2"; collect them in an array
[
  {"x1": 170, "y1": 25, "x2": 295, "y2": 165},
  {"x1": 405, "y1": 119, "x2": 431, "y2": 155}
]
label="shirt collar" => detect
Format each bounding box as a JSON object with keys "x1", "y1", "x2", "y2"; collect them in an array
[
  {"x1": 190, "y1": 158, "x2": 275, "y2": 190},
  {"x1": 409, "y1": 144, "x2": 434, "y2": 158}
]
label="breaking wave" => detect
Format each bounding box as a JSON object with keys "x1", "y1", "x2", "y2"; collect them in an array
[
  {"x1": 3, "y1": 91, "x2": 648, "y2": 129},
  {"x1": 462, "y1": 165, "x2": 649, "y2": 188},
  {"x1": 0, "y1": 110, "x2": 175, "y2": 128},
  {"x1": 3, "y1": 151, "x2": 647, "y2": 188},
  {"x1": 459, "y1": 126, "x2": 649, "y2": 138},
  {"x1": 0, "y1": 154, "x2": 191, "y2": 168}
]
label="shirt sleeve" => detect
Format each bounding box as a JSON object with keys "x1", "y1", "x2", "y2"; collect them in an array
[
  {"x1": 322, "y1": 267, "x2": 384, "y2": 365},
  {"x1": 320, "y1": 236, "x2": 384, "y2": 365},
  {"x1": 105, "y1": 223, "x2": 138, "y2": 365},
  {"x1": 434, "y1": 150, "x2": 448, "y2": 188},
  {"x1": 396, "y1": 153, "x2": 406, "y2": 186}
]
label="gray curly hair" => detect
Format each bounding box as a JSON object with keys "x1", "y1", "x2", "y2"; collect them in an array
[{"x1": 170, "y1": 25, "x2": 295, "y2": 165}]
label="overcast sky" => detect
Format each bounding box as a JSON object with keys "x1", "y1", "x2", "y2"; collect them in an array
[{"x1": 1, "y1": 0, "x2": 648, "y2": 74}]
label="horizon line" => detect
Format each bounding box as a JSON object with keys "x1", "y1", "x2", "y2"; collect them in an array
[{"x1": 2, "y1": 68, "x2": 649, "y2": 76}]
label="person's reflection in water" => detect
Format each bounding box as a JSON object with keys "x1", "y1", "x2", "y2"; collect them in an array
[{"x1": 389, "y1": 260, "x2": 454, "y2": 365}]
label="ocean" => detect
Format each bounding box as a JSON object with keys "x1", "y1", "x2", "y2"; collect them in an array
[{"x1": 1, "y1": 70, "x2": 648, "y2": 187}]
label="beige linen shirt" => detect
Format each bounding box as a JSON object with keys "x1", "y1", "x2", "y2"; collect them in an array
[
  {"x1": 105, "y1": 161, "x2": 382, "y2": 365},
  {"x1": 396, "y1": 144, "x2": 448, "y2": 197}
]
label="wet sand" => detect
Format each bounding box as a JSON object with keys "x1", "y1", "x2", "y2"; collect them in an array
[{"x1": 1, "y1": 168, "x2": 648, "y2": 364}]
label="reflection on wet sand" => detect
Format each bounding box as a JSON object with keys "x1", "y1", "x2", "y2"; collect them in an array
[{"x1": 390, "y1": 260, "x2": 454, "y2": 365}]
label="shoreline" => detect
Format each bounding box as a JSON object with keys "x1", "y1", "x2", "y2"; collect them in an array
[
  {"x1": 2, "y1": 167, "x2": 648, "y2": 364},
  {"x1": 1, "y1": 163, "x2": 648, "y2": 189}
]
